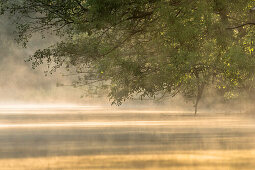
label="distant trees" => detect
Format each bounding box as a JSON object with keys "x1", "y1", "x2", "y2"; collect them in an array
[{"x1": 1, "y1": 0, "x2": 255, "y2": 114}]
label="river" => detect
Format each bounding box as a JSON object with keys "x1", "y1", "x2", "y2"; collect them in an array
[{"x1": 0, "y1": 106, "x2": 254, "y2": 169}]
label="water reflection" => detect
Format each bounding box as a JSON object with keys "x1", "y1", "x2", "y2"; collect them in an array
[{"x1": 0, "y1": 108, "x2": 255, "y2": 169}]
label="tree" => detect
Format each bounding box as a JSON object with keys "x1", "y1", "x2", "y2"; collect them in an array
[{"x1": 1, "y1": 0, "x2": 255, "y2": 114}]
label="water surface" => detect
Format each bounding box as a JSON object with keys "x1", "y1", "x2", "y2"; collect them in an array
[{"x1": 0, "y1": 107, "x2": 254, "y2": 169}]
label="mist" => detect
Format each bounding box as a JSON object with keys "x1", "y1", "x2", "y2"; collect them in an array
[
  {"x1": 1, "y1": 2, "x2": 255, "y2": 169},
  {"x1": 0, "y1": 16, "x2": 90, "y2": 105}
]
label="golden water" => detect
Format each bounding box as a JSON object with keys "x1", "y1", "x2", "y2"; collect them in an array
[{"x1": 0, "y1": 106, "x2": 254, "y2": 169}]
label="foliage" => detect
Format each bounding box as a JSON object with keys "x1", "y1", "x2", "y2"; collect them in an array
[{"x1": 2, "y1": 0, "x2": 255, "y2": 113}]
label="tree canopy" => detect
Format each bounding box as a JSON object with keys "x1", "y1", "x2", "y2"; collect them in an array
[{"x1": 1, "y1": 0, "x2": 255, "y2": 114}]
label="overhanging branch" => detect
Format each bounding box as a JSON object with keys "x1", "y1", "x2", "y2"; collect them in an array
[{"x1": 227, "y1": 22, "x2": 255, "y2": 29}]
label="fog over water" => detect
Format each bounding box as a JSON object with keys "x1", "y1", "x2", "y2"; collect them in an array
[
  {"x1": 0, "y1": 106, "x2": 255, "y2": 169},
  {"x1": 1, "y1": 12, "x2": 255, "y2": 170}
]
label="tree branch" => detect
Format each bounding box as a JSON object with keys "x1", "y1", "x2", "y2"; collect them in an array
[{"x1": 227, "y1": 22, "x2": 255, "y2": 29}]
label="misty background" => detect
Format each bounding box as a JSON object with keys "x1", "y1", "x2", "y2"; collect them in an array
[{"x1": 0, "y1": 15, "x2": 87, "y2": 105}]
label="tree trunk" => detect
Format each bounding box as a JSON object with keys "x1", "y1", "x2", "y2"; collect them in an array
[
  {"x1": 194, "y1": 82, "x2": 205, "y2": 116},
  {"x1": 194, "y1": 100, "x2": 198, "y2": 115}
]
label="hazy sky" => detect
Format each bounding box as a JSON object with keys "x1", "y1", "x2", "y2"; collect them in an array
[{"x1": 0, "y1": 16, "x2": 86, "y2": 105}]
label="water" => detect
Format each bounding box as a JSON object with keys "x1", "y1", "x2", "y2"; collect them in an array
[{"x1": 0, "y1": 107, "x2": 255, "y2": 169}]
